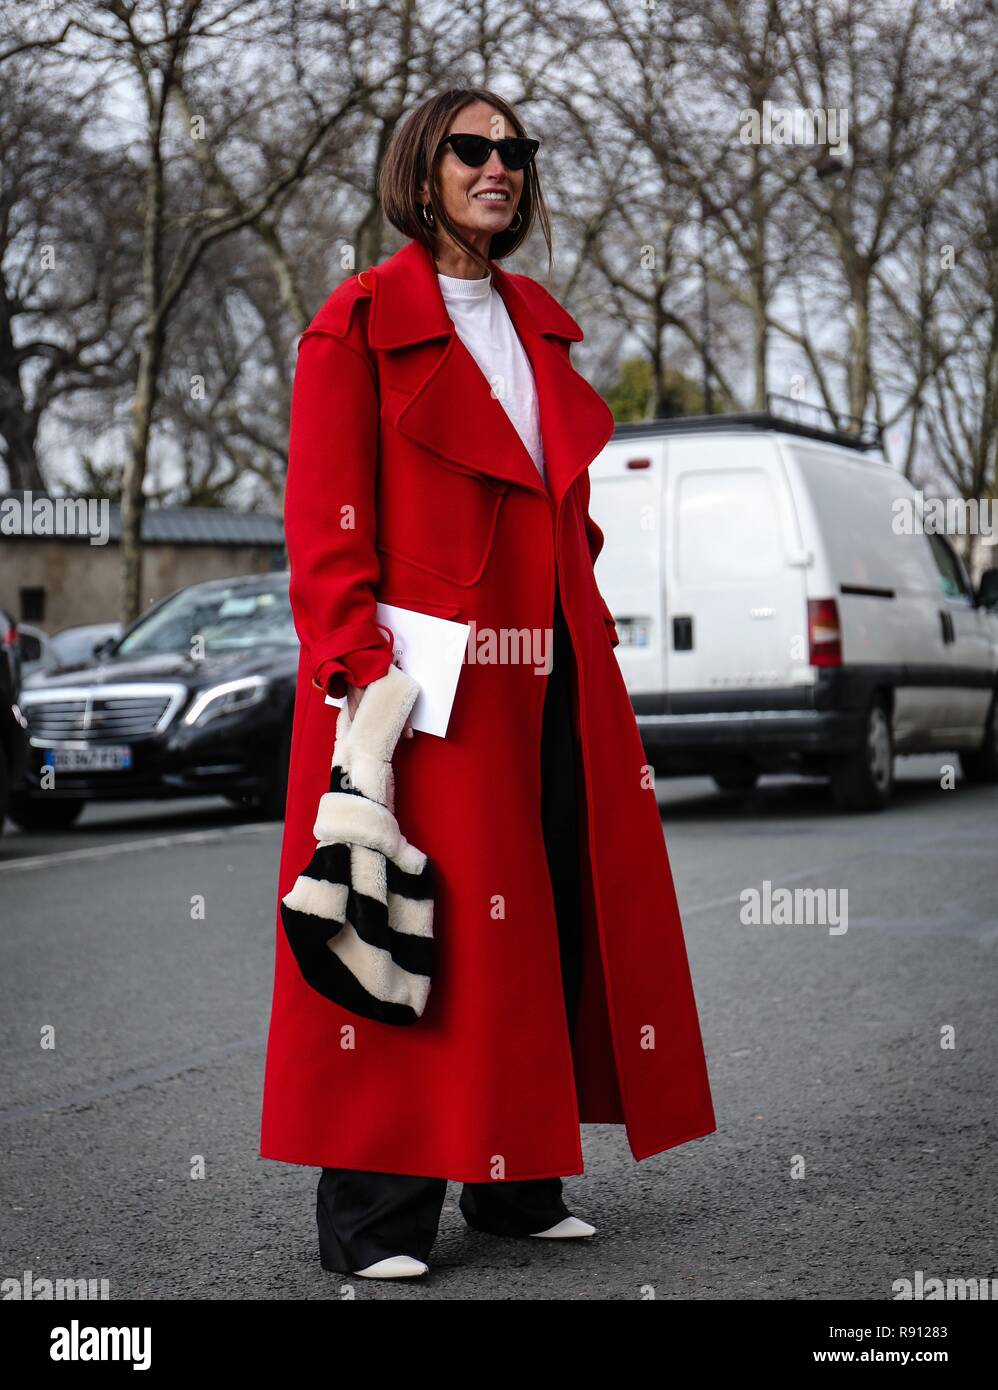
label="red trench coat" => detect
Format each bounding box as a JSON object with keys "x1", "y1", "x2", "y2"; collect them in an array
[{"x1": 259, "y1": 236, "x2": 716, "y2": 1181}]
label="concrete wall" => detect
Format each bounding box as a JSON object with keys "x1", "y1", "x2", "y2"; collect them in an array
[{"x1": 0, "y1": 540, "x2": 287, "y2": 632}]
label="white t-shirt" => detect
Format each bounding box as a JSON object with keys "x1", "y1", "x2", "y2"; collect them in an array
[{"x1": 437, "y1": 269, "x2": 546, "y2": 484}]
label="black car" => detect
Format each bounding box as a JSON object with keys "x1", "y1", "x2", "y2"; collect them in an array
[
  {"x1": 1, "y1": 606, "x2": 30, "y2": 834},
  {"x1": 9, "y1": 573, "x2": 299, "y2": 830}
]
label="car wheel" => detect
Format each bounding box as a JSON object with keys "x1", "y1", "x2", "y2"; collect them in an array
[
  {"x1": 254, "y1": 721, "x2": 292, "y2": 821},
  {"x1": 712, "y1": 770, "x2": 759, "y2": 794},
  {"x1": 0, "y1": 742, "x2": 9, "y2": 834},
  {"x1": 830, "y1": 696, "x2": 894, "y2": 812},
  {"x1": 7, "y1": 791, "x2": 85, "y2": 831},
  {"x1": 959, "y1": 690, "x2": 998, "y2": 783}
]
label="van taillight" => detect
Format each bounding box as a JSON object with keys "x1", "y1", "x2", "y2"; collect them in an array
[
  {"x1": 1, "y1": 622, "x2": 18, "y2": 650},
  {"x1": 808, "y1": 598, "x2": 842, "y2": 666}
]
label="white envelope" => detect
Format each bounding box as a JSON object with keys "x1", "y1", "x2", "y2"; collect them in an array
[{"x1": 323, "y1": 601, "x2": 470, "y2": 738}]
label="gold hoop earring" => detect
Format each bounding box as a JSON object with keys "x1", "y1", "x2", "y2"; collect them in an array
[
  {"x1": 421, "y1": 201, "x2": 435, "y2": 228},
  {"x1": 509, "y1": 209, "x2": 523, "y2": 232}
]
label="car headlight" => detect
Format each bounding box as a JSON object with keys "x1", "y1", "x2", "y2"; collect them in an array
[{"x1": 183, "y1": 676, "x2": 269, "y2": 727}]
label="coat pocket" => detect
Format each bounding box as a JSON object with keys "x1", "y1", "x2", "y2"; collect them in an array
[
  {"x1": 378, "y1": 387, "x2": 508, "y2": 585},
  {"x1": 374, "y1": 594, "x2": 464, "y2": 621},
  {"x1": 373, "y1": 594, "x2": 465, "y2": 664}
]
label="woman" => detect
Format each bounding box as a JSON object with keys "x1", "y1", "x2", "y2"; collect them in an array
[{"x1": 260, "y1": 88, "x2": 716, "y2": 1279}]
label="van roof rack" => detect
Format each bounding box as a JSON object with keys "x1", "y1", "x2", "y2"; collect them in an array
[{"x1": 611, "y1": 393, "x2": 884, "y2": 453}]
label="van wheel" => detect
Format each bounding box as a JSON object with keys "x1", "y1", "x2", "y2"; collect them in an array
[
  {"x1": 830, "y1": 698, "x2": 894, "y2": 812},
  {"x1": 959, "y1": 692, "x2": 998, "y2": 783},
  {"x1": 713, "y1": 770, "x2": 759, "y2": 794}
]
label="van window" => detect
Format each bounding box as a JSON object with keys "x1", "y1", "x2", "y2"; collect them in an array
[
  {"x1": 927, "y1": 533, "x2": 973, "y2": 603},
  {"x1": 676, "y1": 469, "x2": 783, "y2": 582},
  {"x1": 791, "y1": 446, "x2": 935, "y2": 594}
]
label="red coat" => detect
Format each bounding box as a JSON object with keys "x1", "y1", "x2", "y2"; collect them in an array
[{"x1": 259, "y1": 236, "x2": 716, "y2": 1180}]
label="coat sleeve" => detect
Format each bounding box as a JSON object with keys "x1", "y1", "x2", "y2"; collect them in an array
[
  {"x1": 578, "y1": 467, "x2": 620, "y2": 649},
  {"x1": 284, "y1": 328, "x2": 395, "y2": 698}
]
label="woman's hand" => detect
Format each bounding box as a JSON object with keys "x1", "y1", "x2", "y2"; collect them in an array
[{"x1": 344, "y1": 681, "x2": 414, "y2": 738}]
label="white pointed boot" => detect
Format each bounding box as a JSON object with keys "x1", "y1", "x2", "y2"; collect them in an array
[
  {"x1": 352, "y1": 1255, "x2": 429, "y2": 1278},
  {"x1": 529, "y1": 1216, "x2": 597, "y2": 1238}
]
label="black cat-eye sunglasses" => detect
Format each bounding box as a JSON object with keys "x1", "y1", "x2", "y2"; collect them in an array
[{"x1": 437, "y1": 133, "x2": 540, "y2": 172}]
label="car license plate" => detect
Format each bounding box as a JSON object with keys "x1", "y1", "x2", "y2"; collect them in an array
[
  {"x1": 617, "y1": 619, "x2": 650, "y2": 647},
  {"x1": 43, "y1": 745, "x2": 132, "y2": 771}
]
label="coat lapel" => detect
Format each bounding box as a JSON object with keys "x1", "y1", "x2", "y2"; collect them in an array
[{"x1": 365, "y1": 238, "x2": 616, "y2": 513}]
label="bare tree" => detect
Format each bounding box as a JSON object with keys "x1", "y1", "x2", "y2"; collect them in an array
[
  {"x1": 527, "y1": 0, "x2": 742, "y2": 417},
  {"x1": 0, "y1": 58, "x2": 139, "y2": 489},
  {"x1": 923, "y1": 157, "x2": 998, "y2": 575},
  {"x1": 4, "y1": 0, "x2": 997, "y2": 567},
  {"x1": 776, "y1": 0, "x2": 984, "y2": 429},
  {"x1": 58, "y1": 0, "x2": 431, "y2": 622}
]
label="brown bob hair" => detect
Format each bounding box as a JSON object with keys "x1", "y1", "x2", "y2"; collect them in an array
[{"x1": 378, "y1": 88, "x2": 553, "y2": 276}]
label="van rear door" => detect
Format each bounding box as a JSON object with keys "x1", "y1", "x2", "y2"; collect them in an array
[
  {"x1": 588, "y1": 437, "x2": 666, "y2": 693},
  {"x1": 664, "y1": 434, "x2": 810, "y2": 695}
]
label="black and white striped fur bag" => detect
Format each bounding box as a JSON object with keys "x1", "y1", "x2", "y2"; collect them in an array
[{"x1": 280, "y1": 662, "x2": 434, "y2": 1026}]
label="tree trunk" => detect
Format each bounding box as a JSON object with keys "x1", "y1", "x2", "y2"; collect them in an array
[
  {"x1": 750, "y1": 143, "x2": 768, "y2": 409},
  {"x1": 0, "y1": 310, "x2": 46, "y2": 489},
  {"x1": 121, "y1": 322, "x2": 163, "y2": 623},
  {"x1": 0, "y1": 396, "x2": 45, "y2": 491},
  {"x1": 849, "y1": 273, "x2": 872, "y2": 421},
  {"x1": 258, "y1": 222, "x2": 308, "y2": 330}
]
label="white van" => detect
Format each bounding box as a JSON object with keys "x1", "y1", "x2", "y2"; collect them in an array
[{"x1": 588, "y1": 407, "x2": 998, "y2": 810}]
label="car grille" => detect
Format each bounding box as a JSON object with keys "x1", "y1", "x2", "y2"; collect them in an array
[{"x1": 22, "y1": 686, "x2": 187, "y2": 740}]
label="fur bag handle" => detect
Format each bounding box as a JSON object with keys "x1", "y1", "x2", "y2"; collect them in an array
[{"x1": 280, "y1": 662, "x2": 435, "y2": 1026}]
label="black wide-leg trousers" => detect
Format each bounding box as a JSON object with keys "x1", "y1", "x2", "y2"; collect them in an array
[{"x1": 316, "y1": 582, "x2": 584, "y2": 1273}]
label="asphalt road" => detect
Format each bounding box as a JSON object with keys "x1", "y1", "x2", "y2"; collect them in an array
[{"x1": 1, "y1": 757, "x2": 995, "y2": 1301}]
